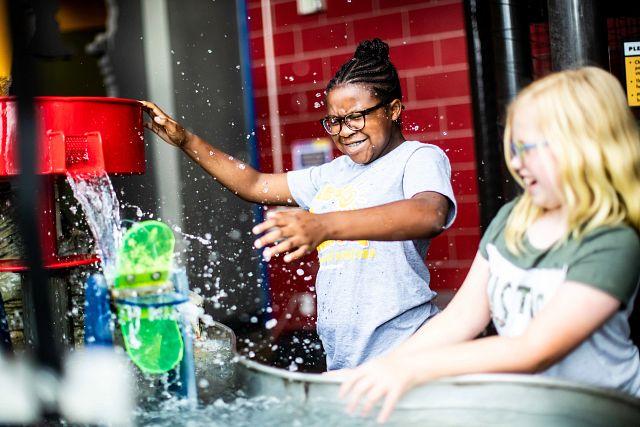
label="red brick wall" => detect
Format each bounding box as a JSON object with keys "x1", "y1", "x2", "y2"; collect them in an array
[{"x1": 246, "y1": 0, "x2": 481, "y2": 331}]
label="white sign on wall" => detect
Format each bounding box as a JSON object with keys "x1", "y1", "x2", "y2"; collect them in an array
[{"x1": 291, "y1": 138, "x2": 333, "y2": 170}]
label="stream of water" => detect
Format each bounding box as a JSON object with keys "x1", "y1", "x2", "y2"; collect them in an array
[{"x1": 66, "y1": 172, "x2": 122, "y2": 283}]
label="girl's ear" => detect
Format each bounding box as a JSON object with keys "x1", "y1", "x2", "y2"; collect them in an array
[{"x1": 389, "y1": 99, "x2": 403, "y2": 121}]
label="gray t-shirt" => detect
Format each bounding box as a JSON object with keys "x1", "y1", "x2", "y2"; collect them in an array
[
  {"x1": 480, "y1": 200, "x2": 640, "y2": 396},
  {"x1": 287, "y1": 141, "x2": 457, "y2": 369}
]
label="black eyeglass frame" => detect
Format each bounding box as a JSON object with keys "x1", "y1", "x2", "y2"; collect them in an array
[{"x1": 319, "y1": 100, "x2": 388, "y2": 135}]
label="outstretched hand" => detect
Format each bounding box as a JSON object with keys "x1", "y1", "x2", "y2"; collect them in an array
[
  {"x1": 140, "y1": 100, "x2": 190, "y2": 148},
  {"x1": 337, "y1": 356, "x2": 417, "y2": 424},
  {"x1": 252, "y1": 209, "x2": 328, "y2": 262}
]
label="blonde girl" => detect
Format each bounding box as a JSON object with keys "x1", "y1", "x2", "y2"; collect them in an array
[{"x1": 338, "y1": 66, "x2": 640, "y2": 423}]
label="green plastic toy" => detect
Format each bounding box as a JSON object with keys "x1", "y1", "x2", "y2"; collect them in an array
[{"x1": 114, "y1": 220, "x2": 184, "y2": 374}]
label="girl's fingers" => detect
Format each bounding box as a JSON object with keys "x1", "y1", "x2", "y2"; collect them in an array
[
  {"x1": 254, "y1": 228, "x2": 282, "y2": 249},
  {"x1": 140, "y1": 101, "x2": 178, "y2": 135},
  {"x1": 283, "y1": 245, "x2": 308, "y2": 262},
  {"x1": 339, "y1": 366, "x2": 374, "y2": 398},
  {"x1": 140, "y1": 100, "x2": 167, "y2": 118},
  {"x1": 154, "y1": 115, "x2": 168, "y2": 125},
  {"x1": 360, "y1": 386, "x2": 387, "y2": 417},
  {"x1": 265, "y1": 210, "x2": 278, "y2": 219},
  {"x1": 139, "y1": 100, "x2": 154, "y2": 109},
  {"x1": 376, "y1": 389, "x2": 402, "y2": 424},
  {"x1": 266, "y1": 209, "x2": 296, "y2": 219},
  {"x1": 339, "y1": 371, "x2": 360, "y2": 398},
  {"x1": 252, "y1": 219, "x2": 276, "y2": 235},
  {"x1": 346, "y1": 377, "x2": 375, "y2": 414},
  {"x1": 266, "y1": 238, "x2": 295, "y2": 258},
  {"x1": 144, "y1": 120, "x2": 171, "y2": 141}
]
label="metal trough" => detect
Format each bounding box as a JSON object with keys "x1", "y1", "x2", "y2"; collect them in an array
[{"x1": 202, "y1": 321, "x2": 640, "y2": 426}]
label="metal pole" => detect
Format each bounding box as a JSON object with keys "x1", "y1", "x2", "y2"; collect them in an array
[
  {"x1": 464, "y1": 0, "x2": 532, "y2": 228},
  {"x1": 547, "y1": 0, "x2": 608, "y2": 70},
  {"x1": 463, "y1": 0, "x2": 503, "y2": 230},
  {"x1": 489, "y1": 0, "x2": 532, "y2": 201},
  {"x1": 8, "y1": 0, "x2": 63, "y2": 375},
  {"x1": 490, "y1": 0, "x2": 533, "y2": 128}
]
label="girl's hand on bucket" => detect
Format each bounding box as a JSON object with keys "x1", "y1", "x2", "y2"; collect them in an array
[
  {"x1": 140, "y1": 100, "x2": 190, "y2": 148},
  {"x1": 252, "y1": 209, "x2": 327, "y2": 262},
  {"x1": 338, "y1": 356, "x2": 416, "y2": 424}
]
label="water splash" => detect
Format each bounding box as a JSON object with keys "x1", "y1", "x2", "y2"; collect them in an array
[{"x1": 66, "y1": 172, "x2": 123, "y2": 283}]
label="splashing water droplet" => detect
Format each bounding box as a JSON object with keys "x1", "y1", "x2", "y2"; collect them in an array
[{"x1": 265, "y1": 319, "x2": 278, "y2": 329}]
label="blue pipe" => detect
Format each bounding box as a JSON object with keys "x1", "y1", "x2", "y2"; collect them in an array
[
  {"x1": 84, "y1": 274, "x2": 113, "y2": 347},
  {"x1": 171, "y1": 267, "x2": 197, "y2": 406},
  {"x1": 235, "y1": 0, "x2": 272, "y2": 315}
]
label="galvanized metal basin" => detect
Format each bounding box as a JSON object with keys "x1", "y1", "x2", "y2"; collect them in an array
[
  {"x1": 237, "y1": 358, "x2": 640, "y2": 426},
  {"x1": 203, "y1": 321, "x2": 640, "y2": 426}
]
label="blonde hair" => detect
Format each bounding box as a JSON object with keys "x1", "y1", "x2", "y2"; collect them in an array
[{"x1": 503, "y1": 66, "x2": 640, "y2": 254}]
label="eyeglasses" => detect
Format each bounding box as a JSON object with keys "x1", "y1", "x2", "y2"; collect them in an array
[
  {"x1": 320, "y1": 101, "x2": 387, "y2": 135},
  {"x1": 510, "y1": 139, "x2": 549, "y2": 158}
]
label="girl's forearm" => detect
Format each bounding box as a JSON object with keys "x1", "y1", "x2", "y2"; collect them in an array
[
  {"x1": 389, "y1": 309, "x2": 485, "y2": 358},
  {"x1": 406, "y1": 335, "x2": 543, "y2": 385},
  {"x1": 392, "y1": 259, "x2": 493, "y2": 359},
  {"x1": 180, "y1": 133, "x2": 293, "y2": 205},
  {"x1": 321, "y1": 195, "x2": 448, "y2": 241}
]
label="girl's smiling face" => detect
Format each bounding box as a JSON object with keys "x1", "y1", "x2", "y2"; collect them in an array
[
  {"x1": 509, "y1": 104, "x2": 563, "y2": 211},
  {"x1": 325, "y1": 84, "x2": 401, "y2": 165}
]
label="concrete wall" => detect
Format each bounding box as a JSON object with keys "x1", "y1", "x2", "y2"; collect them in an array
[
  {"x1": 164, "y1": 0, "x2": 264, "y2": 324},
  {"x1": 108, "y1": 0, "x2": 264, "y2": 324}
]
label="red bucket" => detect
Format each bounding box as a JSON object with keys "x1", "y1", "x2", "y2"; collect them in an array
[{"x1": 0, "y1": 96, "x2": 145, "y2": 176}]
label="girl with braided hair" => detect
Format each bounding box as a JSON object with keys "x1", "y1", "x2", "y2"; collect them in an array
[{"x1": 142, "y1": 38, "x2": 457, "y2": 370}]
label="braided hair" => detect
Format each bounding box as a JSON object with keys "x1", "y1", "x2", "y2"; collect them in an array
[{"x1": 326, "y1": 38, "x2": 402, "y2": 104}]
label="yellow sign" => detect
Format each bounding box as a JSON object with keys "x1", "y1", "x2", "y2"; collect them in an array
[
  {"x1": 624, "y1": 41, "x2": 640, "y2": 107},
  {"x1": 0, "y1": 0, "x2": 10, "y2": 95}
]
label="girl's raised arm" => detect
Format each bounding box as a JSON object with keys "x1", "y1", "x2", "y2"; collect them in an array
[{"x1": 141, "y1": 100, "x2": 295, "y2": 206}]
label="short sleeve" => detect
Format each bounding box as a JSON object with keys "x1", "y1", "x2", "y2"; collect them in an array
[
  {"x1": 566, "y1": 226, "x2": 640, "y2": 305},
  {"x1": 287, "y1": 160, "x2": 334, "y2": 210},
  {"x1": 403, "y1": 146, "x2": 457, "y2": 228},
  {"x1": 287, "y1": 168, "x2": 317, "y2": 210},
  {"x1": 479, "y1": 200, "x2": 517, "y2": 259}
]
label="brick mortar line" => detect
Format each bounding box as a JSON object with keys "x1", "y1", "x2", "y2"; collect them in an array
[
  {"x1": 401, "y1": 128, "x2": 473, "y2": 140},
  {"x1": 457, "y1": 194, "x2": 480, "y2": 202},
  {"x1": 405, "y1": 96, "x2": 472, "y2": 109},
  {"x1": 253, "y1": 98, "x2": 473, "y2": 124},
  {"x1": 427, "y1": 259, "x2": 474, "y2": 269},
  {"x1": 253, "y1": 133, "x2": 476, "y2": 152},
  {"x1": 401, "y1": 62, "x2": 469, "y2": 77},
  {"x1": 250, "y1": 30, "x2": 467, "y2": 64},
  {"x1": 401, "y1": 9, "x2": 411, "y2": 39},
  {"x1": 406, "y1": 75, "x2": 417, "y2": 103},
  {"x1": 444, "y1": 227, "x2": 483, "y2": 237},
  {"x1": 450, "y1": 161, "x2": 477, "y2": 171},
  {"x1": 253, "y1": 65, "x2": 469, "y2": 97}
]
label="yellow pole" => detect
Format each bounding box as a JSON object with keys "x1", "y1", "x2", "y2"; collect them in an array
[{"x1": 0, "y1": 0, "x2": 12, "y2": 95}]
